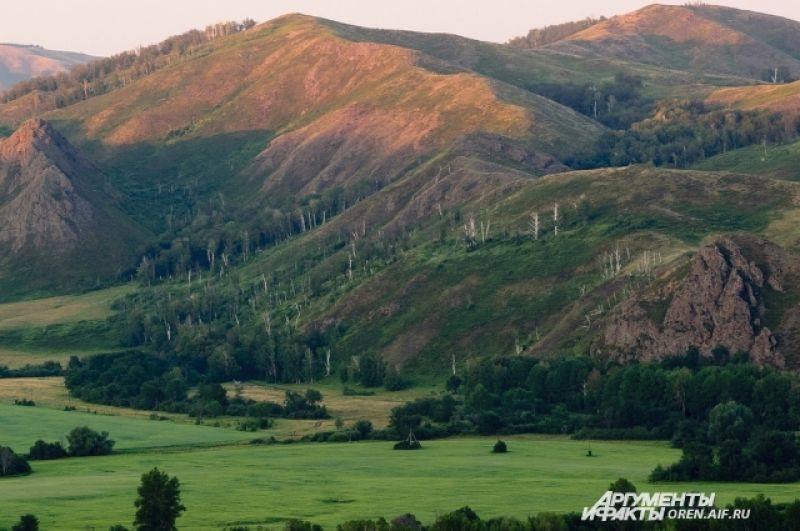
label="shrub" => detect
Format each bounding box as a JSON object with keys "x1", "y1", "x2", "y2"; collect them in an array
[
  {"x1": 66, "y1": 426, "x2": 115, "y2": 457},
  {"x1": 28, "y1": 440, "x2": 68, "y2": 460},
  {"x1": 492, "y1": 440, "x2": 508, "y2": 453},
  {"x1": 353, "y1": 419, "x2": 373, "y2": 439},
  {"x1": 11, "y1": 514, "x2": 38, "y2": 531},
  {"x1": 390, "y1": 513, "x2": 423, "y2": 530},
  {"x1": 343, "y1": 387, "x2": 374, "y2": 396},
  {"x1": 237, "y1": 417, "x2": 272, "y2": 432},
  {"x1": 0, "y1": 447, "x2": 32, "y2": 476},
  {"x1": 305, "y1": 389, "x2": 323, "y2": 403},
  {"x1": 383, "y1": 367, "x2": 408, "y2": 391},
  {"x1": 284, "y1": 520, "x2": 322, "y2": 531},
  {"x1": 445, "y1": 374, "x2": 462, "y2": 393},
  {"x1": 393, "y1": 440, "x2": 422, "y2": 450}
]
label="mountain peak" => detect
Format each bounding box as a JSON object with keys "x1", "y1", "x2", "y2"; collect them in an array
[
  {"x1": 567, "y1": 3, "x2": 745, "y2": 45},
  {"x1": 0, "y1": 121, "x2": 145, "y2": 294},
  {"x1": 2, "y1": 118, "x2": 67, "y2": 157}
]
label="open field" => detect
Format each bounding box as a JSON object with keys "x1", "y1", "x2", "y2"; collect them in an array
[
  {"x1": 0, "y1": 378, "x2": 172, "y2": 421},
  {"x1": 0, "y1": 347, "x2": 111, "y2": 369},
  {"x1": 0, "y1": 347, "x2": 66, "y2": 367},
  {"x1": 0, "y1": 403, "x2": 254, "y2": 451},
  {"x1": 0, "y1": 284, "x2": 130, "y2": 367},
  {"x1": 0, "y1": 433, "x2": 797, "y2": 530},
  {"x1": 0, "y1": 285, "x2": 131, "y2": 330},
  {"x1": 0, "y1": 377, "x2": 435, "y2": 435},
  {"x1": 227, "y1": 381, "x2": 441, "y2": 430}
]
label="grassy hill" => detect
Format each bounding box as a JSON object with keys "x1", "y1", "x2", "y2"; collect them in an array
[
  {"x1": 707, "y1": 80, "x2": 800, "y2": 111},
  {"x1": 274, "y1": 165, "x2": 800, "y2": 369},
  {"x1": 0, "y1": 14, "x2": 604, "y2": 242},
  {"x1": 544, "y1": 4, "x2": 800, "y2": 81}
]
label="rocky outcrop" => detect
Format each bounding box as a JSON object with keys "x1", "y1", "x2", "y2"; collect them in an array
[
  {"x1": 0, "y1": 119, "x2": 97, "y2": 251},
  {"x1": 600, "y1": 236, "x2": 800, "y2": 367}
]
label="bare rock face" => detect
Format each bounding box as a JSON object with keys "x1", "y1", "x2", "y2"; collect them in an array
[
  {"x1": 600, "y1": 236, "x2": 799, "y2": 367},
  {"x1": 0, "y1": 119, "x2": 96, "y2": 251}
]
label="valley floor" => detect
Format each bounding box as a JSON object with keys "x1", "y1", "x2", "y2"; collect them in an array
[{"x1": 1, "y1": 397, "x2": 798, "y2": 530}]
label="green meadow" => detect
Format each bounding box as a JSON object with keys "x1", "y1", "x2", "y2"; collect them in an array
[
  {"x1": 1, "y1": 404, "x2": 798, "y2": 530},
  {"x1": 0, "y1": 403, "x2": 254, "y2": 451}
]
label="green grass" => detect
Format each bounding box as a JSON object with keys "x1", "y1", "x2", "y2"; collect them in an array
[
  {"x1": 694, "y1": 139, "x2": 800, "y2": 181},
  {"x1": 0, "y1": 347, "x2": 107, "y2": 369},
  {"x1": 0, "y1": 285, "x2": 131, "y2": 367},
  {"x1": 0, "y1": 433, "x2": 796, "y2": 530},
  {"x1": 0, "y1": 285, "x2": 131, "y2": 330},
  {"x1": 0, "y1": 403, "x2": 253, "y2": 452}
]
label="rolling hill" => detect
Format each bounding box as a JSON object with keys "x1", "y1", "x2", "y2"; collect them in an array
[
  {"x1": 0, "y1": 43, "x2": 94, "y2": 92},
  {"x1": 706, "y1": 80, "x2": 800, "y2": 112},
  {"x1": 540, "y1": 4, "x2": 800, "y2": 80},
  {"x1": 0, "y1": 14, "x2": 605, "y2": 236},
  {"x1": 0, "y1": 8, "x2": 799, "y2": 375}
]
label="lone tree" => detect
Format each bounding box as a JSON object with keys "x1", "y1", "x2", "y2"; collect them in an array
[
  {"x1": 134, "y1": 468, "x2": 185, "y2": 531},
  {"x1": 67, "y1": 426, "x2": 115, "y2": 457},
  {"x1": 492, "y1": 440, "x2": 508, "y2": 453}
]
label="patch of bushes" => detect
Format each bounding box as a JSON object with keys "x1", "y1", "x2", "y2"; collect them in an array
[
  {"x1": 0, "y1": 446, "x2": 31, "y2": 476},
  {"x1": 66, "y1": 426, "x2": 115, "y2": 457},
  {"x1": 237, "y1": 417, "x2": 272, "y2": 432},
  {"x1": 0, "y1": 361, "x2": 62, "y2": 378},
  {"x1": 342, "y1": 386, "x2": 374, "y2": 396},
  {"x1": 27, "y1": 440, "x2": 67, "y2": 460}
]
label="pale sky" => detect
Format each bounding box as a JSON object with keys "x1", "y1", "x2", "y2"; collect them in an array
[{"x1": 3, "y1": 0, "x2": 800, "y2": 57}]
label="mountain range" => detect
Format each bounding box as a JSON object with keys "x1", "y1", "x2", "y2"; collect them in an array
[{"x1": 2, "y1": 4, "x2": 800, "y2": 373}]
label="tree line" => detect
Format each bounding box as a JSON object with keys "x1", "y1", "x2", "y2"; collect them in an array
[
  {"x1": 384, "y1": 353, "x2": 800, "y2": 482},
  {"x1": 577, "y1": 99, "x2": 800, "y2": 169},
  {"x1": 1, "y1": 19, "x2": 256, "y2": 109},
  {"x1": 64, "y1": 354, "x2": 328, "y2": 421},
  {"x1": 0, "y1": 426, "x2": 114, "y2": 480},
  {"x1": 507, "y1": 17, "x2": 605, "y2": 48}
]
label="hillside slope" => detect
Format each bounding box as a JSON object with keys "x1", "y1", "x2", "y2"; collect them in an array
[
  {"x1": 706, "y1": 80, "x2": 800, "y2": 112},
  {"x1": 0, "y1": 44, "x2": 94, "y2": 92},
  {"x1": 0, "y1": 14, "x2": 605, "y2": 238},
  {"x1": 546, "y1": 4, "x2": 800, "y2": 80},
  {"x1": 287, "y1": 166, "x2": 800, "y2": 370}
]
